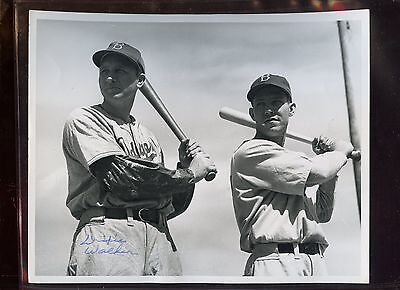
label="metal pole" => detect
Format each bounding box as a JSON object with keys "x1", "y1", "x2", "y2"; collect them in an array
[{"x1": 337, "y1": 20, "x2": 362, "y2": 223}]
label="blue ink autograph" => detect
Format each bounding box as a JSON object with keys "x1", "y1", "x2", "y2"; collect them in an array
[
  {"x1": 80, "y1": 234, "x2": 138, "y2": 256},
  {"x1": 80, "y1": 234, "x2": 126, "y2": 246}
]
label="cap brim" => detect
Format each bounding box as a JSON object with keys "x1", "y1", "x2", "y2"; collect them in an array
[
  {"x1": 247, "y1": 83, "x2": 291, "y2": 102},
  {"x1": 92, "y1": 50, "x2": 109, "y2": 67},
  {"x1": 92, "y1": 50, "x2": 144, "y2": 73}
]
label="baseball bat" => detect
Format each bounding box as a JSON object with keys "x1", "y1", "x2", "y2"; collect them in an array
[
  {"x1": 219, "y1": 106, "x2": 361, "y2": 161},
  {"x1": 137, "y1": 74, "x2": 216, "y2": 181}
]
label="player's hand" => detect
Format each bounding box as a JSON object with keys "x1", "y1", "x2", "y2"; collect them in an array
[
  {"x1": 333, "y1": 140, "x2": 354, "y2": 158},
  {"x1": 312, "y1": 135, "x2": 354, "y2": 157},
  {"x1": 188, "y1": 152, "x2": 217, "y2": 183},
  {"x1": 312, "y1": 135, "x2": 335, "y2": 155},
  {"x1": 178, "y1": 139, "x2": 203, "y2": 168}
]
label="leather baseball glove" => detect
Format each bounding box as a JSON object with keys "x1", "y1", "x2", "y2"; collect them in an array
[{"x1": 90, "y1": 155, "x2": 194, "y2": 202}]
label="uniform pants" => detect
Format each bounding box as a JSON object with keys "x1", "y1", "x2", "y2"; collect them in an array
[
  {"x1": 244, "y1": 243, "x2": 327, "y2": 276},
  {"x1": 67, "y1": 218, "x2": 182, "y2": 276}
]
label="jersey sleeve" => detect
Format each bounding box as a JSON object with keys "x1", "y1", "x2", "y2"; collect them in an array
[
  {"x1": 62, "y1": 108, "x2": 125, "y2": 169},
  {"x1": 232, "y1": 140, "x2": 312, "y2": 196}
]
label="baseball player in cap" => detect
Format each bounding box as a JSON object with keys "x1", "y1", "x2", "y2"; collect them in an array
[
  {"x1": 230, "y1": 73, "x2": 354, "y2": 276},
  {"x1": 63, "y1": 41, "x2": 216, "y2": 276}
]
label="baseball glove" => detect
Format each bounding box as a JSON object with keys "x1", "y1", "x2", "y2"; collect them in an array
[{"x1": 90, "y1": 155, "x2": 194, "y2": 202}]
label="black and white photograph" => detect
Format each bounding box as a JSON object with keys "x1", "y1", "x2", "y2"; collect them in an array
[{"x1": 28, "y1": 10, "x2": 369, "y2": 284}]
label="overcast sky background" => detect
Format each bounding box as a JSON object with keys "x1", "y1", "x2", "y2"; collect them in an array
[{"x1": 29, "y1": 11, "x2": 368, "y2": 281}]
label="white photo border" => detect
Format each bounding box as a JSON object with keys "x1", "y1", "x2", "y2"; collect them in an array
[{"x1": 28, "y1": 9, "x2": 369, "y2": 284}]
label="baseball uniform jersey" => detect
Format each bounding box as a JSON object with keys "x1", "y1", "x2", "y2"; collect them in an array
[
  {"x1": 230, "y1": 138, "x2": 332, "y2": 275},
  {"x1": 63, "y1": 105, "x2": 174, "y2": 219}
]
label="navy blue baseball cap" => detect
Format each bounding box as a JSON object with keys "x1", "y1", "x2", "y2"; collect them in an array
[
  {"x1": 247, "y1": 74, "x2": 292, "y2": 102},
  {"x1": 92, "y1": 41, "x2": 145, "y2": 73}
]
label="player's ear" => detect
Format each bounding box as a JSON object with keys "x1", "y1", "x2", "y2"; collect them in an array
[
  {"x1": 249, "y1": 107, "x2": 255, "y2": 121},
  {"x1": 288, "y1": 102, "x2": 296, "y2": 117}
]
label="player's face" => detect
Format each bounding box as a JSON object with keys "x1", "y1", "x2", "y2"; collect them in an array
[
  {"x1": 249, "y1": 86, "x2": 296, "y2": 140},
  {"x1": 99, "y1": 54, "x2": 140, "y2": 101}
]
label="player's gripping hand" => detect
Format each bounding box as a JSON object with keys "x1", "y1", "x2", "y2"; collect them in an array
[
  {"x1": 188, "y1": 152, "x2": 217, "y2": 183},
  {"x1": 333, "y1": 140, "x2": 354, "y2": 158},
  {"x1": 312, "y1": 135, "x2": 335, "y2": 155},
  {"x1": 312, "y1": 135, "x2": 354, "y2": 158},
  {"x1": 178, "y1": 139, "x2": 203, "y2": 168}
]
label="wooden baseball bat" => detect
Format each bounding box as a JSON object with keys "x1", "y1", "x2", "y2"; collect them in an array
[
  {"x1": 137, "y1": 74, "x2": 216, "y2": 181},
  {"x1": 219, "y1": 106, "x2": 361, "y2": 161}
]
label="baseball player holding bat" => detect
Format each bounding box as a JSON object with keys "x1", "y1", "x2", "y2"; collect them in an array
[
  {"x1": 63, "y1": 41, "x2": 216, "y2": 276},
  {"x1": 230, "y1": 73, "x2": 355, "y2": 276}
]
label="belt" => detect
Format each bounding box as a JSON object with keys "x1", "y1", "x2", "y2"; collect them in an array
[
  {"x1": 103, "y1": 208, "x2": 159, "y2": 224},
  {"x1": 252, "y1": 242, "x2": 321, "y2": 257},
  {"x1": 278, "y1": 243, "x2": 320, "y2": 255}
]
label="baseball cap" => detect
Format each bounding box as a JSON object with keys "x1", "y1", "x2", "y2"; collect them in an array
[
  {"x1": 92, "y1": 41, "x2": 145, "y2": 73},
  {"x1": 247, "y1": 73, "x2": 292, "y2": 102}
]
